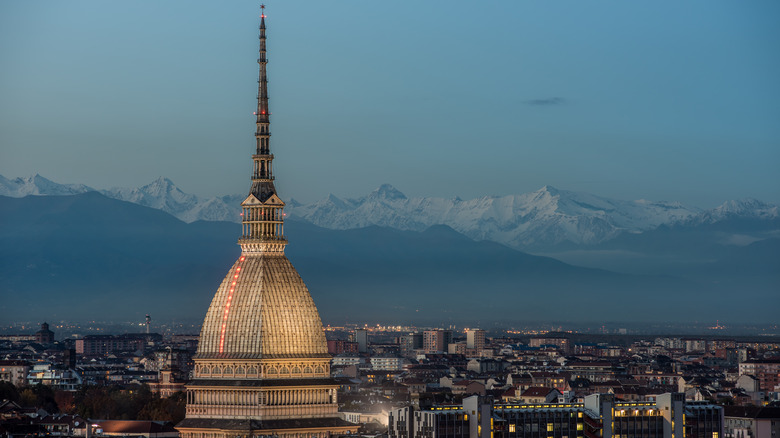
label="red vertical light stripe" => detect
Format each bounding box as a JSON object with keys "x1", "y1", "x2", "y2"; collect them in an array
[{"x1": 219, "y1": 256, "x2": 245, "y2": 353}]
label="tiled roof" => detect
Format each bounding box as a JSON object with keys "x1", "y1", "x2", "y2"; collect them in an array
[
  {"x1": 723, "y1": 406, "x2": 780, "y2": 419},
  {"x1": 94, "y1": 420, "x2": 177, "y2": 434},
  {"x1": 522, "y1": 387, "x2": 555, "y2": 397}
]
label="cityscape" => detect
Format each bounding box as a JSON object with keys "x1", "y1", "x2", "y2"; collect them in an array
[{"x1": 1, "y1": 2, "x2": 779, "y2": 438}]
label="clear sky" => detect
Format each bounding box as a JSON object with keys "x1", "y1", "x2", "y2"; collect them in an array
[{"x1": 1, "y1": 1, "x2": 778, "y2": 208}]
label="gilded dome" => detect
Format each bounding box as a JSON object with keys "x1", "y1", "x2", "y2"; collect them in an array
[{"x1": 196, "y1": 253, "x2": 329, "y2": 359}]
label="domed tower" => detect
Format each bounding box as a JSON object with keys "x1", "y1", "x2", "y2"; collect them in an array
[
  {"x1": 35, "y1": 322, "x2": 55, "y2": 344},
  {"x1": 176, "y1": 7, "x2": 355, "y2": 438}
]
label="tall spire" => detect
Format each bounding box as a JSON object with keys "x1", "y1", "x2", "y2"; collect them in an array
[{"x1": 239, "y1": 5, "x2": 287, "y2": 254}]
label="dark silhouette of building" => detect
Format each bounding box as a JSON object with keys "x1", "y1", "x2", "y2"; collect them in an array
[{"x1": 35, "y1": 322, "x2": 54, "y2": 344}]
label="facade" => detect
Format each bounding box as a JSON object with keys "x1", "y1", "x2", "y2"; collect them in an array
[
  {"x1": 355, "y1": 329, "x2": 368, "y2": 353},
  {"x1": 389, "y1": 393, "x2": 722, "y2": 438},
  {"x1": 684, "y1": 339, "x2": 707, "y2": 353},
  {"x1": 401, "y1": 333, "x2": 424, "y2": 358},
  {"x1": 371, "y1": 356, "x2": 405, "y2": 371},
  {"x1": 327, "y1": 340, "x2": 359, "y2": 355},
  {"x1": 75, "y1": 334, "x2": 161, "y2": 355},
  {"x1": 424, "y1": 330, "x2": 453, "y2": 354},
  {"x1": 26, "y1": 363, "x2": 82, "y2": 391},
  {"x1": 332, "y1": 356, "x2": 365, "y2": 367},
  {"x1": 175, "y1": 8, "x2": 355, "y2": 438},
  {"x1": 723, "y1": 406, "x2": 780, "y2": 438},
  {"x1": 0, "y1": 360, "x2": 31, "y2": 387},
  {"x1": 466, "y1": 329, "x2": 486, "y2": 351},
  {"x1": 738, "y1": 359, "x2": 780, "y2": 392}
]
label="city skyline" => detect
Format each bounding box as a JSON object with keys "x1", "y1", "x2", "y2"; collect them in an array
[
  {"x1": 0, "y1": 5, "x2": 777, "y2": 437},
  {"x1": 2, "y1": 1, "x2": 779, "y2": 208}
]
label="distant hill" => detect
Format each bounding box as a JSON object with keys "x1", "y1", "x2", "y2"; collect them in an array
[
  {"x1": 0, "y1": 192, "x2": 239, "y2": 323},
  {"x1": 1, "y1": 192, "x2": 775, "y2": 325}
]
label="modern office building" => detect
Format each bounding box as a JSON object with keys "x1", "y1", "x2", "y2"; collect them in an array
[{"x1": 389, "y1": 393, "x2": 722, "y2": 438}]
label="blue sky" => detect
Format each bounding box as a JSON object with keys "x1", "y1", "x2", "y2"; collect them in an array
[{"x1": 1, "y1": 1, "x2": 778, "y2": 207}]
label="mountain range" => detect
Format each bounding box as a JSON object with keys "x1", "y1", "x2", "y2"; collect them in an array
[
  {"x1": 2, "y1": 174, "x2": 777, "y2": 252},
  {"x1": 2, "y1": 174, "x2": 779, "y2": 325}
]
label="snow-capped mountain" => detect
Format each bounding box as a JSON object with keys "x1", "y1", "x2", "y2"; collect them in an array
[
  {"x1": 687, "y1": 198, "x2": 779, "y2": 225},
  {"x1": 0, "y1": 174, "x2": 95, "y2": 197},
  {"x1": 3, "y1": 174, "x2": 776, "y2": 250},
  {"x1": 100, "y1": 177, "x2": 242, "y2": 223},
  {"x1": 286, "y1": 184, "x2": 701, "y2": 249},
  {"x1": 102, "y1": 177, "x2": 198, "y2": 213},
  {"x1": 0, "y1": 174, "x2": 242, "y2": 223},
  {"x1": 100, "y1": 178, "x2": 243, "y2": 223}
]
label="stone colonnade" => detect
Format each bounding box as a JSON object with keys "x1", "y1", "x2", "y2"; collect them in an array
[{"x1": 188, "y1": 387, "x2": 336, "y2": 406}]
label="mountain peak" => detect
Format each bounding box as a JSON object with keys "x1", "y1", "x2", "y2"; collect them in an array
[
  {"x1": 368, "y1": 184, "x2": 407, "y2": 201},
  {"x1": 144, "y1": 176, "x2": 176, "y2": 188},
  {"x1": 708, "y1": 198, "x2": 778, "y2": 220},
  {"x1": 537, "y1": 185, "x2": 561, "y2": 196},
  {"x1": 139, "y1": 177, "x2": 184, "y2": 196},
  {"x1": 0, "y1": 174, "x2": 94, "y2": 197}
]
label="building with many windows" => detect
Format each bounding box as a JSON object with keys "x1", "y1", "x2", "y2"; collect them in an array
[
  {"x1": 75, "y1": 334, "x2": 161, "y2": 356},
  {"x1": 0, "y1": 360, "x2": 30, "y2": 387},
  {"x1": 424, "y1": 330, "x2": 453, "y2": 354},
  {"x1": 723, "y1": 406, "x2": 780, "y2": 438},
  {"x1": 466, "y1": 329, "x2": 486, "y2": 352},
  {"x1": 738, "y1": 358, "x2": 780, "y2": 392},
  {"x1": 389, "y1": 393, "x2": 722, "y2": 438},
  {"x1": 26, "y1": 363, "x2": 82, "y2": 391}
]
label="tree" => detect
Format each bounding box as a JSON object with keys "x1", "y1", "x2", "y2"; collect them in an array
[
  {"x1": 0, "y1": 381, "x2": 20, "y2": 402},
  {"x1": 74, "y1": 385, "x2": 117, "y2": 419},
  {"x1": 55, "y1": 390, "x2": 76, "y2": 413},
  {"x1": 18, "y1": 384, "x2": 58, "y2": 413},
  {"x1": 137, "y1": 391, "x2": 186, "y2": 423}
]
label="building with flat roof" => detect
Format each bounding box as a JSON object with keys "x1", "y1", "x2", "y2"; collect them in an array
[
  {"x1": 389, "y1": 393, "x2": 722, "y2": 438},
  {"x1": 466, "y1": 329, "x2": 486, "y2": 351},
  {"x1": 0, "y1": 360, "x2": 30, "y2": 387},
  {"x1": 424, "y1": 330, "x2": 453, "y2": 354}
]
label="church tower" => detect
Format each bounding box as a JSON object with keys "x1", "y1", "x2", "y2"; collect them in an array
[{"x1": 176, "y1": 7, "x2": 355, "y2": 438}]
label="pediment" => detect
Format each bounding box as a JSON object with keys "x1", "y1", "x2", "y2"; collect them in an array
[
  {"x1": 241, "y1": 194, "x2": 262, "y2": 206},
  {"x1": 263, "y1": 194, "x2": 285, "y2": 206}
]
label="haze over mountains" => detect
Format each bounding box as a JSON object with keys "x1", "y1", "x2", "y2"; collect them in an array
[{"x1": 1, "y1": 174, "x2": 777, "y2": 325}]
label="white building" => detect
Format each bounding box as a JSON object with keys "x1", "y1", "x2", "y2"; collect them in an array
[
  {"x1": 332, "y1": 355, "x2": 365, "y2": 367},
  {"x1": 370, "y1": 356, "x2": 405, "y2": 371},
  {"x1": 27, "y1": 363, "x2": 82, "y2": 391}
]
